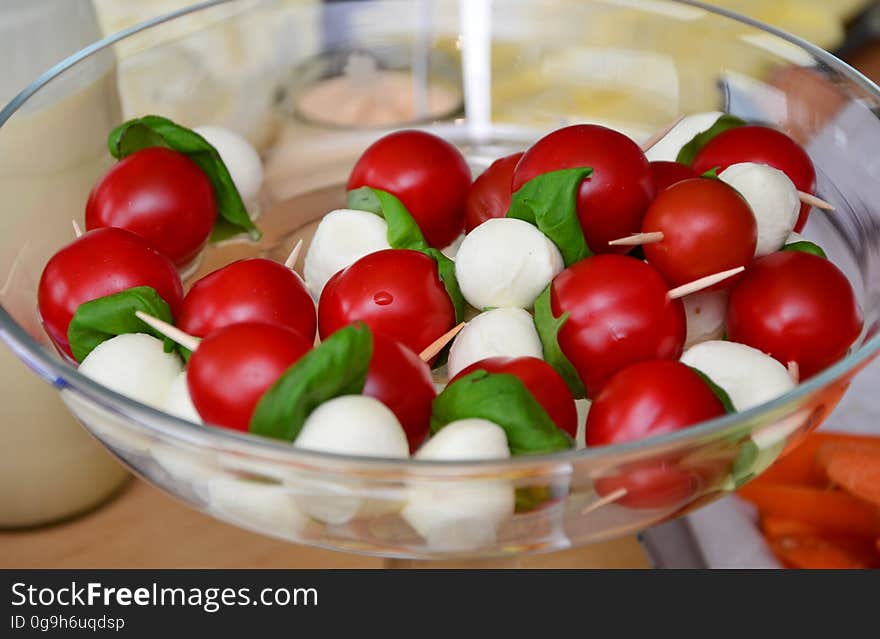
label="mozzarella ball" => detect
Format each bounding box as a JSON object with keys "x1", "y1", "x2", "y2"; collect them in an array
[
  {"x1": 447, "y1": 307, "x2": 543, "y2": 378},
  {"x1": 683, "y1": 289, "x2": 728, "y2": 349},
  {"x1": 208, "y1": 478, "x2": 307, "y2": 535},
  {"x1": 79, "y1": 333, "x2": 182, "y2": 409},
  {"x1": 719, "y1": 162, "x2": 799, "y2": 257},
  {"x1": 454, "y1": 218, "x2": 563, "y2": 310},
  {"x1": 303, "y1": 209, "x2": 390, "y2": 298},
  {"x1": 645, "y1": 111, "x2": 725, "y2": 162},
  {"x1": 402, "y1": 419, "x2": 514, "y2": 551},
  {"x1": 681, "y1": 340, "x2": 794, "y2": 411},
  {"x1": 194, "y1": 125, "x2": 264, "y2": 205},
  {"x1": 164, "y1": 371, "x2": 202, "y2": 424}
]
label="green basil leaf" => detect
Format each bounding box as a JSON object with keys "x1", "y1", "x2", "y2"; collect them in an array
[
  {"x1": 688, "y1": 366, "x2": 736, "y2": 414},
  {"x1": 430, "y1": 370, "x2": 574, "y2": 455},
  {"x1": 676, "y1": 114, "x2": 746, "y2": 165},
  {"x1": 67, "y1": 286, "x2": 176, "y2": 363},
  {"x1": 506, "y1": 167, "x2": 593, "y2": 266},
  {"x1": 532, "y1": 285, "x2": 586, "y2": 399},
  {"x1": 249, "y1": 323, "x2": 373, "y2": 442},
  {"x1": 700, "y1": 167, "x2": 721, "y2": 180},
  {"x1": 347, "y1": 186, "x2": 466, "y2": 322},
  {"x1": 781, "y1": 240, "x2": 827, "y2": 259},
  {"x1": 108, "y1": 115, "x2": 261, "y2": 242}
]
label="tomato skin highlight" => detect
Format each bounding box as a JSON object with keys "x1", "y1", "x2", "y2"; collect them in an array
[
  {"x1": 642, "y1": 178, "x2": 757, "y2": 288},
  {"x1": 178, "y1": 258, "x2": 316, "y2": 342},
  {"x1": 454, "y1": 356, "x2": 578, "y2": 438},
  {"x1": 187, "y1": 322, "x2": 311, "y2": 432},
  {"x1": 318, "y1": 249, "x2": 455, "y2": 356},
  {"x1": 512, "y1": 124, "x2": 654, "y2": 254},
  {"x1": 551, "y1": 255, "x2": 686, "y2": 397},
  {"x1": 691, "y1": 125, "x2": 815, "y2": 231},
  {"x1": 464, "y1": 152, "x2": 523, "y2": 233},
  {"x1": 85, "y1": 147, "x2": 217, "y2": 267},
  {"x1": 364, "y1": 332, "x2": 436, "y2": 452},
  {"x1": 347, "y1": 130, "x2": 472, "y2": 248},
  {"x1": 38, "y1": 227, "x2": 184, "y2": 358},
  {"x1": 649, "y1": 161, "x2": 698, "y2": 194},
  {"x1": 727, "y1": 251, "x2": 863, "y2": 379}
]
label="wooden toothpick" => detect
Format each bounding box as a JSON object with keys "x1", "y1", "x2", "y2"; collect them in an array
[
  {"x1": 419, "y1": 322, "x2": 467, "y2": 361},
  {"x1": 667, "y1": 266, "x2": 745, "y2": 300},
  {"x1": 798, "y1": 191, "x2": 834, "y2": 212},
  {"x1": 608, "y1": 231, "x2": 665, "y2": 247},
  {"x1": 787, "y1": 361, "x2": 800, "y2": 385},
  {"x1": 580, "y1": 487, "x2": 627, "y2": 515},
  {"x1": 72, "y1": 220, "x2": 83, "y2": 238},
  {"x1": 134, "y1": 311, "x2": 201, "y2": 352},
  {"x1": 284, "y1": 239, "x2": 304, "y2": 270},
  {"x1": 640, "y1": 115, "x2": 686, "y2": 153}
]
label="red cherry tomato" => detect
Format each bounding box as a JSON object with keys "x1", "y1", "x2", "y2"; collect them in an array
[
  {"x1": 727, "y1": 251, "x2": 862, "y2": 379},
  {"x1": 454, "y1": 356, "x2": 577, "y2": 438},
  {"x1": 85, "y1": 147, "x2": 217, "y2": 267},
  {"x1": 178, "y1": 258, "x2": 316, "y2": 342},
  {"x1": 586, "y1": 360, "x2": 725, "y2": 446},
  {"x1": 347, "y1": 130, "x2": 472, "y2": 248},
  {"x1": 364, "y1": 332, "x2": 436, "y2": 452},
  {"x1": 187, "y1": 322, "x2": 311, "y2": 432},
  {"x1": 649, "y1": 161, "x2": 698, "y2": 194},
  {"x1": 463, "y1": 152, "x2": 523, "y2": 233},
  {"x1": 38, "y1": 228, "x2": 183, "y2": 358},
  {"x1": 691, "y1": 125, "x2": 815, "y2": 231},
  {"x1": 642, "y1": 178, "x2": 757, "y2": 288},
  {"x1": 318, "y1": 249, "x2": 455, "y2": 356},
  {"x1": 512, "y1": 124, "x2": 654, "y2": 254},
  {"x1": 551, "y1": 255, "x2": 686, "y2": 397},
  {"x1": 594, "y1": 462, "x2": 701, "y2": 510}
]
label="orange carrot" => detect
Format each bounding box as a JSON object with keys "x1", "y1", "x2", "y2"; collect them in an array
[
  {"x1": 738, "y1": 482, "x2": 880, "y2": 537},
  {"x1": 817, "y1": 443, "x2": 880, "y2": 508},
  {"x1": 755, "y1": 432, "x2": 880, "y2": 487},
  {"x1": 760, "y1": 516, "x2": 823, "y2": 540},
  {"x1": 770, "y1": 536, "x2": 878, "y2": 569}
]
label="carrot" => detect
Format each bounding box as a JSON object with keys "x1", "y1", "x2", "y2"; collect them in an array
[
  {"x1": 817, "y1": 443, "x2": 880, "y2": 508},
  {"x1": 755, "y1": 432, "x2": 880, "y2": 487},
  {"x1": 738, "y1": 482, "x2": 880, "y2": 537},
  {"x1": 760, "y1": 516, "x2": 823, "y2": 540},
  {"x1": 770, "y1": 535, "x2": 879, "y2": 569}
]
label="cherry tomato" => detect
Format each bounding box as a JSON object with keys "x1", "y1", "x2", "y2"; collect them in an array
[
  {"x1": 727, "y1": 251, "x2": 862, "y2": 379},
  {"x1": 178, "y1": 258, "x2": 316, "y2": 342},
  {"x1": 364, "y1": 332, "x2": 436, "y2": 452},
  {"x1": 463, "y1": 152, "x2": 523, "y2": 233},
  {"x1": 649, "y1": 160, "x2": 698, "y2": 194},
  {"x1": 85, "y1": 147, "x2": 217, "y2": 267},
  {"x1": 551, "y1": 255, "x2": 686, "y2": 397},
  {"x1": 318, "y1": 249, "x2": 455, "y2": 356},
  {"x1": 691, "y1": 125, "x2": 815, "y2": 231},
  {"x1": 347, "y1": 130, "x2": 472, "y2": 248},
  {"x1": 642, "y1": 178, "x2": 757, "y2": 288},
  {"x1": 594, "y1": 462, "x2": 701, "y2": 510},
  {"x1": 187, "y1": 322, "x2": 311, "y2": 431},
  {"x1": 512, "y1": 124, "x2": 654, "y2": 254},
  {"x1": 38, "y1": 228, "x2": 184, "y2": 358},
  {"x1": 454, "y1": 356, "x2": 577, "y2": 438}
]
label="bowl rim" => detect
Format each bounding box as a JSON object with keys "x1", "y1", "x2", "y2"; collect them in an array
[{"x1": 1, "y1": 0, "x2": 879, "y2": 470}]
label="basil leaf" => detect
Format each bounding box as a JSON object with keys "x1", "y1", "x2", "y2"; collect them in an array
[
  {"x1": 688, "y1": 366, "x2": 736, "y2": 414},
  {"x1": 431, "y1": 370, "x2": 574, "y2": 455},
  {"x1": 676, "y1": 114, "x2": 746, "y2": 165},
  {"x1": 532, "y1": 285, "x2": 586, "y2": 399},
  {"x1": 507, "y1": 167, "x2": 593, "y2": 266},
  {"x1": 700, "y1": 167, "x2": 721, "y2": 180},
  {"x1": 108, "y1": 115, "x2": 261, "y2": 242},
  {"x1": 347, "y1": 186, "x2": 466, "y2": 322},
  {"x1": 782, "y1": 240, "x2": 827, "y2": 259},
  {"x1": 68, "y1": 286, "x2": 176, "y2": 363},
  {"x1": 249, "y1": 323, "x2": 373, "y2": 442}
]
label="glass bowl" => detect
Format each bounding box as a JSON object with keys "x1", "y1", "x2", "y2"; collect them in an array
[{"x1": 1, "y1": 0, "x2": 879, "y2": 559}]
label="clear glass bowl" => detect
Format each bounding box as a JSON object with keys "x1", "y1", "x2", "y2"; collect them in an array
[{"x1": 1, "y1": 0, "x2": 879, "y2": 559}]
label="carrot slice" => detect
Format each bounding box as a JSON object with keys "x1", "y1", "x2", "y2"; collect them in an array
[
  {"x1": 738, "y1": 482, "x2": 880, "y2": 537},
  {"x1": 817, "y1": 444, "x2": 880, "y2": 508},
  {"x1": 760, "y1": 516, "x2": 823, "y2": 540},
  {"x1": 755, "y1": 432, "x2": 880, "y2": 487},
  {"x1": 771, "y1": 535, "x2": 877, "y2": 569}
]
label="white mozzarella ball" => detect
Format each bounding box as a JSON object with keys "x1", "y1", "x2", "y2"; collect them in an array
[
  {"x1": 402, "y1": 419, "x2": 514, "y2": 551},
  {"x1": 79, "y1": 333, "x2": 182, "y2": 409},
  {"x1": 454, "y1": 218, "x2": 563, "y2": 310},
  {"x1": 719, "y1": 162, "x2": 799, "y2": 257},
  {"x1": 304, "y1": 209, "x2": 390, "y2": 298},
  {"x1": 194, "y1": 125, "x2": 263, "y2": 205},
  {"x1": 208, "y1": 478, "x2": 307, "y2": 535},
  {"x1": 447, "y1": 307, "x2": 543, "y2": 378},
  {"x1": 645, "y1": 111, "x2": 725, "y2": 162},
  {"x1": 683, "y1": 289, "x2": 728, "y2": 349},
  {"x1": 681, "y1": 340, "x2": 794, "y2": 411},
  {"x1": 163, "y1": 371, "x2": 202, "y2": 424}
]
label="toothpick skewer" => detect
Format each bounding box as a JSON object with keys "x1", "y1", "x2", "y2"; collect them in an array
[
  {"x1": 72, "y1": 220, "x2": 83, "y2": 238},
  {"x1": 667, "y1": 266, "x2": 745, "y2": 300},
  {"x1": 640, "y1": 115, "x2": 685, "y2": 153},
  {"x1": 798, "y1": 191, "x2": 834, "y2": 212},
  {"x1": 134, "y1": 311, "x2": 201, "y2": 352},
  {"x1": 787, "y1": 361, "x2": 800, "y2": 385},
  {"x1": 581, "y1": 487, "x2": 627, "y2": 515},
  {"x1": 419, "y1": 322, "x2": 467, "y2": 361},
  {"x1": 284, "y1": 239, "x2": 304, "y2": 270},
  {"x1": 608, "y1": 231, "x2": 664, "y2": 247}
]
